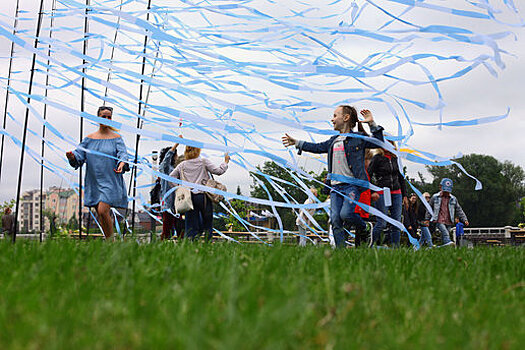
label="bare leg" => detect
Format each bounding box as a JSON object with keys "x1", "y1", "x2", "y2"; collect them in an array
[{"x1": 96, "y1": 202, "x2": 114, "y2": 239}]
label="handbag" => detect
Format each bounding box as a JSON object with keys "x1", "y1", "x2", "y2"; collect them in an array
[
  {"x1": 201, "y1": 158, "x2": 227, "y2": 203},
  {"x1": 202, "y1": 177, "x2": 227, "y2": 203},
  {"x1": 174, "y1": 164, "x2": 193, "y2": 214}
]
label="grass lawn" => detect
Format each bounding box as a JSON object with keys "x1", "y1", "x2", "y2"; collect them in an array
[{"x1": 0, "y1": 240, "x2": 523, "y2": 349}]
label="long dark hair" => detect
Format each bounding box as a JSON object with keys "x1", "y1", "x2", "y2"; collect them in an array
[
  {"x1": 409, "y1": 193, "x2": 418, "y2": 213},
  {"x1": 339, "y1": 105, "x2": 367, "y2": 135},
  {"x1": 159, "y1": 146, "x2": 177, "y2": 167}
]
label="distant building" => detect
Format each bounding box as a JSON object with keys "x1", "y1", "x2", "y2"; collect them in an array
[
  {"x1": 18, "y1": 187, "x2": 87, "y2": 233},
  {"x1": 18, "y1": 190, "x2": 47, "y2": 233},
  {"x1": 45, "y1": 186, "x2": 82, "y2": 225}
]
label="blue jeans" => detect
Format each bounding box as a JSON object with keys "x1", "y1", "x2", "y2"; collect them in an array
[
  {"x1": 330, "y1": 184, "x2": 365, "y2": 248},
  {"x1": 419, "y1": 225, "x2": 433, "y2": 247},
  {"x1": 371, "y1": 193, "x2": 402, "y2": 246},
  {"x1": 185, "y1": 193, "x2": 213, "y2": 241},
  {"x1": 436, "y1": 223, "x2": 452, "y2": 244}
]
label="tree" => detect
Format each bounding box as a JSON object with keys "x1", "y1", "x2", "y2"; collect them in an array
[
  {"x1": 249, "y1": 161, "x2": 327, "y2": 230},
  {"x1": 224, "y1": 197, "x2": 254, "y2": 232},
  {"x1": 425, "y1": 154, "x2": 525, "y2": 227}
]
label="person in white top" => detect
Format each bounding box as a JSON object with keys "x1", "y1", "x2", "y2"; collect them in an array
[
  {"x1": 296, "y1": 187, "x2": 318, "y2": 246},
  {"x1": 170, "y1": 146, "x2": 230, "y2": 241}
]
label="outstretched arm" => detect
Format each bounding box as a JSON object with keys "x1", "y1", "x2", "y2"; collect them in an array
[
  {"x1": 283, "y1": 133, "x2": 334, "y2": 155},
  {"x1": 66, "y1": 138, "x2": 89, "y2": 169},
  {"x1": 282, "y1": 133, "x2": 297, "y2": 147}
]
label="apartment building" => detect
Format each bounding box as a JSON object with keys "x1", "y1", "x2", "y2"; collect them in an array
[
  {"x1": 18, "y1": 187, "x2": 85, "y2": 233},
  {"x1": 18, "y1": 189, "x2": 46, "y2": 233}
]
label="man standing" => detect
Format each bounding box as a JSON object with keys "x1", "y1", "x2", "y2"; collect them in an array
[
  {"x1": 2, "y1": 207, "x2": 15, "y2": 238},
  {"x1": 426, "y1": 178, "x2": 469, "y2": 247}
]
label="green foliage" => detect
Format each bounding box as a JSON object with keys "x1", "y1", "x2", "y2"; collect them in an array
[
  {"x1": 425, "y1": 154, "x2": 525, "y2": 227},
  {"x1": 0, "y1": 241, "x2": 523, "y2": 349},
  {"x1": 66, "y1": 216, "x2": 79, "y2": 230},
  {"x1": 249, "y1": 161, "x2": 327, "y2": 230},
  {"x1": 224, "y1": 198, "x2": 254, "y2": 232}
]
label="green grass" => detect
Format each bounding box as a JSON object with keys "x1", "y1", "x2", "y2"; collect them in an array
[{"x1": 0, "y1": 241, "x2": 523, "y2": 349}]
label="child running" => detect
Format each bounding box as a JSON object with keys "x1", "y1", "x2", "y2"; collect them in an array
[{"x1": 282, "y1": 106, "x2": 384, "y2": 248}]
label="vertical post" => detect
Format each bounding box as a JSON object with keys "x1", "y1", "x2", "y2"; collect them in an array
[
  {"x1": 13, "y1": 0, "x2": 46, "y2": 243},
  {"x1": 103, "y1": 0, "x2": 124, "y2": 100},
  {"x1": 130, "y1": 0, "x2": 152, "y2": 235},
  {"x1": 40, "y1": 0, "x2": 57, "y2": 243},
  {"x1": 78, "y1": 0, "x2": 90, "y2": 239},
  {"x1": 0, "y1": 0, "x2": 21, "y2": 183}
]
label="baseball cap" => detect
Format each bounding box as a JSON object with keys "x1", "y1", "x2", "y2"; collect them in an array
[{"x1": 440, "y1": 178, "x2": 453, "y2": 192}]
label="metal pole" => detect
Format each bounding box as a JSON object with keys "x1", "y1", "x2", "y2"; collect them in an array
[
  {"x1": 13, "y1": 0, "x2": 46, "y2": 243},
  {"x1": 103, "y1": 0, "x2": 124, "y2": 100},
  {"x1": 40, "y1": 0, "x2": 57, "y2": 243},
  {"x1": 0, "y1": 0, "x2": 21, "y2": 183},
  {"x1": 130, "y1": 0, "x2": 152, "y2": 235},
  {"x1": 78, "y1": 0, "x2": 90, "y2": 239}
]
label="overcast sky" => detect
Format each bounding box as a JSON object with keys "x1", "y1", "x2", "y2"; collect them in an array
[{"x1": 0, "y1": 0, "x2": 524, "y2": 204}]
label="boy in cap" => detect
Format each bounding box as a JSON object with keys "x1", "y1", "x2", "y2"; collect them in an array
[{"x1": 424, "y1": 178, "x2": 469, "y2": 247}]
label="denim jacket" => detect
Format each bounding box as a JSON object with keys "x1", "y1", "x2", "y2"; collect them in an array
[
  {"x1": 425, "y1": 192, "x2": 468, "y2": 223},
  {"x1": 295, "y1": 124, "x2": 384, "y2": 183},
  {"x1": 159, "y1": 150, "x2": 176, "y2": 210}
]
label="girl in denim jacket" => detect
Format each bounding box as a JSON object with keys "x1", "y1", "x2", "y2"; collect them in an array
[{"x1": 282, "y1": 106, "x2": 384, "y2": 248}]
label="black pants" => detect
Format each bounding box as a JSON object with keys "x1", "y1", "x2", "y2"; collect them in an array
[{"x1": 185, "y1": 193, "x2": 213, "y2": 240}]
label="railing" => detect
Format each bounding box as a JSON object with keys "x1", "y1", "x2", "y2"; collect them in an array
[
  {"x1": 453, "y1": 226, "x2": 525, "y2": 246},
  {"x1": 4, "y1": 227, "x2": 525, "y2": 246}
]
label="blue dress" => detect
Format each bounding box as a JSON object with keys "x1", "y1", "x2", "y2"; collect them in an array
[{"x1": 69, "y1": 137, "x2": 129, "y2": 208}]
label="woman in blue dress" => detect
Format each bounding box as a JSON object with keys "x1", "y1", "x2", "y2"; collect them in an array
[{"x1": 66, "y1": 106, "x2": 129, "y2": 238}]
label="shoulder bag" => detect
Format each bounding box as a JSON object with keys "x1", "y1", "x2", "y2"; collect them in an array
[{"x1": 174, "y1": 164, "x2": 194, "y2": 214}]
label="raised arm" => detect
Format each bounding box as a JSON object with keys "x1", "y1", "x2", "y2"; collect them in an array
[
  {"x1": 360, "y1": 110, "x2": 384, "y2": 149},
  {"x1": 159, "y1": 149, "x2": 176, "y2": 175},
  {"x1": 204, "y1": 155, "x2": 229, "y2": 175}
]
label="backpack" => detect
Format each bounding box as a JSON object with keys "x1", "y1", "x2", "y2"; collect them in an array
[{"x1": 150, "y1": 179, "x2": 161, "y2": 204}]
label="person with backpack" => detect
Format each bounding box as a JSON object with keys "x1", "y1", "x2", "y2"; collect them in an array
[
  {"x1": 158, "y1": 138, "x2": 185, "y2": 240},
  {"x1": 367, "y1": 143, "x2": 408, "y2": 247},
  {"x1": 149, "y1": 177, "x2": 161, "y2": 237}
]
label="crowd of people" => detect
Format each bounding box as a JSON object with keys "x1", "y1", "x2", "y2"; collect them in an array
[
  {"x1": 284, "y1": 105, "x2": 469, "y2": 248},
  {"x1": 52, "y1": 104, "x2": 470, "y2": 247}
]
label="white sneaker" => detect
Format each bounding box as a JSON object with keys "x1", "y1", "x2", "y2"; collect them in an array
[{"x1": 442, "y1": 241, "x2": 456, "y2": 247}]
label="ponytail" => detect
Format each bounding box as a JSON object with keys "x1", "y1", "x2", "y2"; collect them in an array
[{"x1": 339, "y1": 105, "x2": 368, "y2": 136}]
